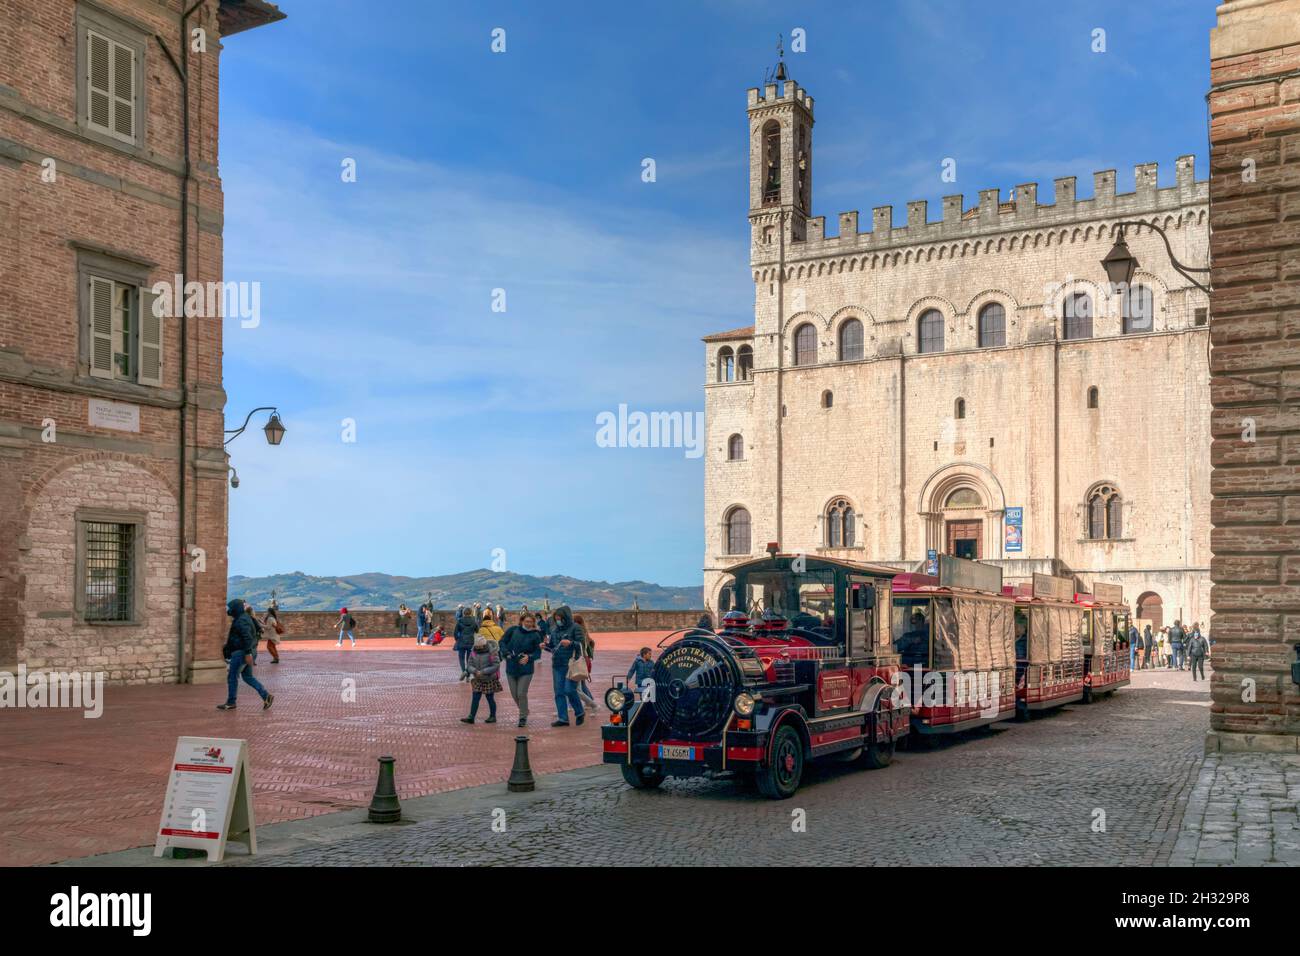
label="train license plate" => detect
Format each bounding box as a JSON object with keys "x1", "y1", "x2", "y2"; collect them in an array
[{"x1": 658, "y1": 745, "x2": 696, "y2": 760}]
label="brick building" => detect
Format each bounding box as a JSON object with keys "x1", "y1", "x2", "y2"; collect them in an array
[
  {"x1": 703, "y1": 70, "x2": 1212, "y2": 627},
  {"x1": 1207, "y1": 0, "x2": 1300, "y2": 750},
  {"x1": 0, "y1": 0, "x2": 283, "y2": 683}
]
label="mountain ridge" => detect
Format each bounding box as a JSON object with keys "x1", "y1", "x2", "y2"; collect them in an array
[{"x1": 227, "y1": 569, "x2": 703, "y2": 611}]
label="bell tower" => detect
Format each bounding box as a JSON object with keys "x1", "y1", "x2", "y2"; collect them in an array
[{"x1": 747, "y1": 49, "x2": 814, "y2": 260}]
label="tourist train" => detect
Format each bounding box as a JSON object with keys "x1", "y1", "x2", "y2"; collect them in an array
[{"x1": 601, "y1": 546, "x2": 1131, "y2": 798}]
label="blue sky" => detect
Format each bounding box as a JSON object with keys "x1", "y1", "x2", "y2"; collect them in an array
[{"x1": 218, "y1": 0, "x2": 1216, "y2": 587}]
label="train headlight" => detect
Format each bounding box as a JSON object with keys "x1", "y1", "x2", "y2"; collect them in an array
[
  {"x1": 605, "y1": 687, "x2": 627, "y2": 713},
  {"x1": 734, "y1": 692, "x2": 757, "y2": 717}
]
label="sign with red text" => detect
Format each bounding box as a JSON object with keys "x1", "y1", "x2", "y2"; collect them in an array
[{"x1": 153, "y1": 736, "x2": 256, "y2": 862}]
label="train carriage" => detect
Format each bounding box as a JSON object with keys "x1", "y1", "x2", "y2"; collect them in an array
[
  {"x1": 1008, "y1": 572, "x2": 1086, "y2": 715},
  {"x1": 1075, "y1": 582, "x2": 1132, "y2": 701},
  {"x1": 601, "y1": 546, "x2": 908, "y2": 799},
  {"x1": 891, "y1": 555, "x2": 1018, "y2": 734}
]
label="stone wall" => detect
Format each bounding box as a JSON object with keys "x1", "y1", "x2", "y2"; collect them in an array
[
  {"x1": 271, "y1": 609, "x2": 708, "y2": 639},
  {"x1": 1207, "y1": 0, "x2": 1300, "y2": 749}
]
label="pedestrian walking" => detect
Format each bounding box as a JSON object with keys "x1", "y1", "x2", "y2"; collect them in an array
[
  {"x1": 398, "y1": 603, "x2": 413, "y2": 641},
  {"x1": 1169, "y1": 619, "x2": 1186, "y2": 670},
  {"x1": 217, "y1": 599, "x2": 273, "y2": 711},
  {"x1": 626, "y1": 646, "x2": 654, "y2": 698},
  {"x1": 477, "y1": 608, "x2": 504, "y2": 648},
  {"x1": 500, "y1": 612, "x2": 544, "y2": 727},
  {"x1": 260, "y1": 602, "x2": 283, "y2": 664},
  {"x1": 459, "y1": 635, "x2": 502, "y2": 724},
  {"x1": 1143, "y1": 624, "x2": 1153, "y2": 669},
  {"x1": 495, "y1": 604, "x2": 506, "y2": 628},
  {"x1": 453, "y1": 607, "x2": 477, "y2": 679},
  {"x1": 572, "y1": 613, "x2": 599, "y2": 706},
  {"x1": 1187, "y1": 630, "x2": 1208, "y2": 681},
  {"x1": 1127, "y1": 622, "x2": 1139, "y2": 672},
  {"x1": 334, "y1": 607, "x2": 357, "y2": 647},
  {"x1": 543, "y1": 604, "x2": 586, "y2": 726}
]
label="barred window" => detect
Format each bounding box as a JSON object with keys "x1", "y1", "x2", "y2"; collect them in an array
[
  {"x1": 978, "y1": 303, "x2": 1006, "y2": 348},
  {"x1": 1087, "y1": 485, "x2": 1122, "y2": 540},
  {"x1": 1123, "y1": 284, "x2": 1153, "y2": 334},
  {"x1": 727, "y1": 434, "x2": 744, "y2": 460},
  {"x1": 725, "y1": 507, "x2": 751, "y2": 555},
  {"x1": 1063, "y1": 292, "x2": 1093, "y2": 340},
  {"x1": 793, "y1": 323, "x2": 817, "y2": 366},
  {"x1": 918, "y1": 309, "x2": 944, "y2": 353},
  {"x1": 82, "y1": 520, "x2": 136, "y2": 622},
  {"x1": 825, "y1": 498, "x2": 856, "y2": 548},
  {"x1": 839, "y1": 318, "x2": 864, "y2": 361}
]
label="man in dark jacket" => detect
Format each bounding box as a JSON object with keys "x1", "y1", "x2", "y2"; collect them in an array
[
  {"x1": 453, "y1": 608, "x2": 478, "y2": 680},
  {"x1": 1169, "y1": 620, "x2": 1186, "y2": 670},
  {"x1": 1187, "y1": 630, "x2": 1209, "y2": 681},
  {"x1": 218, "y1": 598, "x2": 273, "y2": 711},
  {"x1": 1128, "y1": 623, "x2": 1140, "y2": 671},
  {"x1": 543, "y1": 605, "x2": 585, "y2": 726},
  {"x1": 1143, "y1": 625, "x2": 1154, "y2": 670}
]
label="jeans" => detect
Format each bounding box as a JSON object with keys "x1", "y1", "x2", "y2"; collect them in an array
[
  {"x1": 1190, "y1": 655, "x2": 1206, "y2": 680},
  {"x1": 1171, "y1": 644, "x2": 1183, "y2": 669},
  {"x1": 507, "y1": 672, "x2": 533, "y2": 719},
  {"x1": 225, "y1": 650, "x2": 267, "y2": 704},
  {"x1": 469, "y1": 691, "x2": 496, "y2": 720},
  {"x1": 415, "y1": 620, "x2": 425, "y2": 643},
  {"x1": 552, "y1": 666, "x2": 584, "y2": 722},
  {"x1": 336, "y1": 629, "x2": 355, "y2": 646},
  {"x1": 457, "y1": 648, "x2": 471, "y2": 674},
  {"x1": 1129, "y1": 643, "x2": 1136, "y2": 671}
]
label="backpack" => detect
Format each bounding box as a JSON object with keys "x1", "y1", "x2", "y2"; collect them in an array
[{"x1": 346, "y1": 614, "x2": 357, "y2": 630}]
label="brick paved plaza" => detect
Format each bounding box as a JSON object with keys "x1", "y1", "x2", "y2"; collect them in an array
[
  {"x1": 0, "y1": 632, "x2": 659, "y2": 867},
  {"x1": 34, "y1": 653, "x2": 1290, "y2": 868}
]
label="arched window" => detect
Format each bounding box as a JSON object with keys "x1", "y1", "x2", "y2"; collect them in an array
[
  {"x1": 978, "y1": 303, "x2": 1006, "y2": 348},
  {"x1": 793, "y1": 323, "x2": 817, "y2": 366},
  {"x1": 1087, "y1": 386, "x2": 1099, "y2": 409},
  {"x1": 839, "y1": 318, "x2": 864, "y2": 361},
  {"x1": 737, "y1": 345, "x2": 753, "y2": 380},
  {"x1": 717, "y1": 347, "x2": 735, "y2": 383},
  {"x1": 725, "y1": 507, "x2": 751, "y2": 555},
  {"x1": 825, "y1": 498, "x2": 856, "y2": 548},
  {"x1": 918, "y1": 309, "x2": 944, "y2": 353},
  {"x1": 822, "y1": 390, "x2": 833, "y2": 409},
  {"x1": 1063, "y1": 292, "x2": 1093, "y2": 340},
  {"x1": 762, "y1": 120, "x2": 781, "y2": 205},
  {"x1": 1123, "y1": 284, "x2": 1153, "y2": 334},
  {"x1": 727, "y1": 434, "x2": 744, "y2": 461},
  {"x1": 955, "y1": 397, "x2": 966, "y2": 419},
  {"x1": 1087, "y1": 485, "x2": 1122, "y2": 540}
]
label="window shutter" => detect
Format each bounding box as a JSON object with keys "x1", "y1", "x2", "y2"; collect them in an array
[
  {"x1": 112, "y1": 42, "x2": 135, "y2": 140},
  {"x1": 89, "y1": 277, "x2": 114, "y2": 379},
  {"x1": 87, "y1": 31, "x2": 112, "y2": 130},
  {"x1": 138, "y1": 287, "x2": 163, "y2": 386}
]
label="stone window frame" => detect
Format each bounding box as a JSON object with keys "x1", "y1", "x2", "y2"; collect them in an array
[
  {"x1": 74, "y1": 507, "x2": 147, "y2": 626},
  {"x1": 717, "y1": 346, "x2": 736, "y2": 382},
  {"x1": 977, "y1": 302, "x2": 1007, "y2": 348},
  {"x1": 75, "y1": 245, "x2": 161, "y2": 390},
  {"x1": 724, "y1": 506, "x2": 752, "y2": 556},
  {"x1": 838, "y1": 317, "x2": 865, "y2": 361},
  {"x1": 917, "y1": 309, "x2": 945, "y2": 354},
  {"x1": 727, "y1": 433, "x2": 744, "y2": 461},
  {"x1": 75, "y1": 1, "x2": 150, "y2": 156},
  {"x1": 793, "y1": 322, "x2": 818, "y2": 366}
]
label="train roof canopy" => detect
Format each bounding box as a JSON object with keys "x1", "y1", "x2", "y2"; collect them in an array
[{"x1": 719, "y1": 552, "x2": 900, "y2": 579}]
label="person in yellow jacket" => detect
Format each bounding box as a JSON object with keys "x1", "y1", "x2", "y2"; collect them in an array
[{"x1": 476, "y1": 608, "x2": 505, "y2": 652}]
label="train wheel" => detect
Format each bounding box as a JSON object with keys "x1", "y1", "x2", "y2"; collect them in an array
[
  {"x1": 756, "y1": 726, "x2": 804, "y2": 799},
  {"x1": 862, "y1": 738, "x2": 895, "y2": 769},
  {"x1": 620, "y1": 763, "x2": 664, "y2": 790}
]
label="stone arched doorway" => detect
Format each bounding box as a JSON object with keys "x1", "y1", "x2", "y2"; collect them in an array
[
  {"x1": 917, "y1": 463, "x2": 1007, "y2": 560},
  {"x1": 1136, "y1": 591, "x2": 1164, "y2": 630}
]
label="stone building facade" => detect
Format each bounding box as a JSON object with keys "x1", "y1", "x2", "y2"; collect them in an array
[
  {"x1": 703, "y1": 73, "x2": 1212, "y2": 629},
  {"x1": 0, "y1": 0, "x2": 283, "y2": 683},
  {"x1": 1206, "y1": 0, "x2": 1300, "y2": 749}
]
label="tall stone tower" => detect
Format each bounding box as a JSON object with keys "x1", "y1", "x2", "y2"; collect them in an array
[{"x1": 746, "y1": 68, "x2": 814, "y2": 261}]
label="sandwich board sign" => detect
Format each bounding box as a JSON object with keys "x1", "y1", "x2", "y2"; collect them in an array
[{"x1": 154, "y1": 736, "x2": 256, "y2": 862}]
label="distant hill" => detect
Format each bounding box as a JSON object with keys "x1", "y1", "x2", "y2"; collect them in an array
[{"x1": 227, "y1": 569, "x2": 703, "y2": 611}]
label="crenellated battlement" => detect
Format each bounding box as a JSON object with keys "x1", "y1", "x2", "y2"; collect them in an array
[
  {"x1": 746, "y1": 79, "x2": 814, "y2": 116},
  {"x1": 769, "y1": 157, "x2": 1205, "y2": 264}
]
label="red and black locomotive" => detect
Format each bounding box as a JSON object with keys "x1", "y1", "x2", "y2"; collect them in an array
[{"x1": 600, "y1": 547, "x2": 908, "y2": 799}]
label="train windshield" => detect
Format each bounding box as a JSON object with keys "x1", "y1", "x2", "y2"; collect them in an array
[{"x1": 743, "y1": 568, "x2": 837, "y2": 634}]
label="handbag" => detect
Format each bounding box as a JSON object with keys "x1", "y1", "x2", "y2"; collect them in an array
[{"x1": 566, "y1": 651, "x2": 589, "y2": 682}]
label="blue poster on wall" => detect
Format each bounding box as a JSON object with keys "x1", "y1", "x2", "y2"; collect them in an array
[
  {"x1": 925, "y1": 549, "x2": 938, "y2": 575},
  {"x1": 1005, "y1": 507, "x2": 1023, "y2": 553}
]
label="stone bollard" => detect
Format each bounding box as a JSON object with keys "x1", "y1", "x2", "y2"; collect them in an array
[
  {"x1": 507, "y1": 735, "x2": 535, "y2": 792},
  {"x1": 368, "y1": 754, "x2": 401, "y2": 823}
]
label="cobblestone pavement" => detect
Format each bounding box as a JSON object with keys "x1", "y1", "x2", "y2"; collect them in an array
[
  {"x1": 0, "y1": 632, "x2": 662, "y2": 866},
  {"x1": 198, "y1": 665, "x2": 1219, "y2": 867},
  {"x1": 1170, "y1": 752, "x2": 1300, "y2": 865}
]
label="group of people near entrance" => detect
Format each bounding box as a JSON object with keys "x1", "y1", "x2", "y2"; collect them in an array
[
  {"x1": 1127, "y1": 620, "x2": 1211, "y2": 679},
  {"x1": 451, "y1": 603, "x2": 598, "y2": 728}
]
